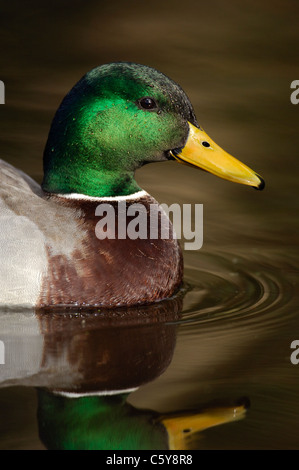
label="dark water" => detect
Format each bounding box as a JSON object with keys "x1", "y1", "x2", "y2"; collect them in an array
[{"x1": 0, "y1": 0, "x2": 299, "y2": 449}]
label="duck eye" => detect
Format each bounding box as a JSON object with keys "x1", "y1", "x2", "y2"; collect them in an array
[{"x1": 138, "y1": 97, "x2": 158, "y2": 110}]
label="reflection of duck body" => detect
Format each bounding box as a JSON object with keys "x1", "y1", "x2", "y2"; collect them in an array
[
  {"x1": 37, "y1": 389, "x2": 247, "y2": 450},
  {"x1": 0, "y1": 304, "x2": 248, "y2": 450},
  {"x1": 0, "y1": 63, "x2": 264, "y2": 309},
  {"x1": 0, "y1": 298, "x2": 181, "y2": 394}
]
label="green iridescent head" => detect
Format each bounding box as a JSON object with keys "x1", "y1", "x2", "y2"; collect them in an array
[{"x1": 42, "y1": 62, "x2": 198, "y2": 197}]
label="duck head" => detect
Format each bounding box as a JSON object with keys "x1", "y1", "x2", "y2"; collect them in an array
[{"x1": 42, "y1": 62, "x2": 264, "y2": 197}]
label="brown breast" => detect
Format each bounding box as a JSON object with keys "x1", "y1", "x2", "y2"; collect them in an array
[{"x1": 39, "y1": 194, "x2": 183, "y2": 308}]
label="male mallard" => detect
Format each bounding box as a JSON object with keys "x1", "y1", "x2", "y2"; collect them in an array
[{"x1": 0, "y1": 63, "x2": 264, "y2": 309}]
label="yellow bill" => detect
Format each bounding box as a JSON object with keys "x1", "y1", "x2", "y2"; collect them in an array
[
  {"x1": 159, "y1": 402, "x2": 248, "y2": 450},
  {"x1": 171, "y1": 122, "x2": 264, "y2": 190}
]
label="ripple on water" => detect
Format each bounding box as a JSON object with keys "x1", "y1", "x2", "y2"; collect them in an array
[{"x1": 177, "y1": 250, "x2": 295, "y2": 329}]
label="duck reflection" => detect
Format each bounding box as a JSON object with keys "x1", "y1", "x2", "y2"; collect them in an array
[
  {"x1": 37, "y1": 296, "x2": 183, "y2": 396},
  {"x1": 0, "y1": 295, "x2": 182, "y2": 392},
  {"x1": 37, "y1": 389, "x2": 247, "y2": 450},
  {"x1": 0, "y1": 294, "x2": 248, "y2": 449}
]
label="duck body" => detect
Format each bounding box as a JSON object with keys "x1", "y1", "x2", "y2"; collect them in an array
[
  {"x1": 0, "y1": 62, "x2": 263, "y2": 309},
  {"x1": 0, "y1": 159, "x2": 182, "y2": 308}
]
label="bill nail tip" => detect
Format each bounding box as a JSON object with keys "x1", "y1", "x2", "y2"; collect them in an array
[{"x1": 253, "y1": 175, "x2": 265, "y2": 191}]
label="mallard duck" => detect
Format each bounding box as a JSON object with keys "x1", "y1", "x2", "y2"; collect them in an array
[{"x1": 0, "y1": 62, "x2": 264, "y2": 309}]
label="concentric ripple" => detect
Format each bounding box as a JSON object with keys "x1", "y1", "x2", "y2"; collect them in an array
[{"x1": 177, "y1": 250, "x2": 295, "y2": 328}]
